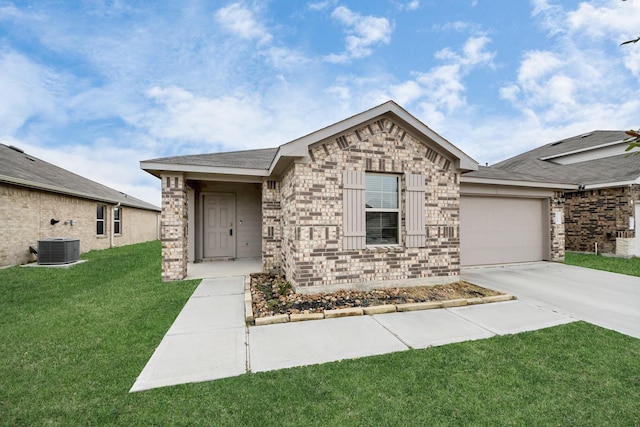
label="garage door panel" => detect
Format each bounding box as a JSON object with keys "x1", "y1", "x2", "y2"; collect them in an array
[{"x1": 461, "y1": 196, "x2": 546, "y2": 266}]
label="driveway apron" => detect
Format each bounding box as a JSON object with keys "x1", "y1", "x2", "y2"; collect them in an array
[{"x1": 462, "y1": 262, "x2": 640, "y2": 339}]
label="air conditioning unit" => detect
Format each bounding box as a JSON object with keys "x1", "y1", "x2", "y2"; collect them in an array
[{"x1": 38, "y1": 238, "x2": 80, "y2": 265}]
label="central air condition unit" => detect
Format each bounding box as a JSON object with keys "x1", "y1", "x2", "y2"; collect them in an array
[{"x1": 37, "y1": 238, "x2": 80, "y2": 265}]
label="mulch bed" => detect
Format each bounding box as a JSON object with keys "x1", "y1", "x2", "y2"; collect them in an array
[{"x1": 251, "y1": 273, "x2": 503, "y2": 319}]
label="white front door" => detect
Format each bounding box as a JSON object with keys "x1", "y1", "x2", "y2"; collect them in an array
[{"x1": 204, "y1": 194, "x2": 236, "y2": 258}]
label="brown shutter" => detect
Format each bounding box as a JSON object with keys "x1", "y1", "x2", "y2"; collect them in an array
[
  {"x1": 405, "y1": 173, "x2": 426, "y2": 247},
  {"x1": 343, "y1": 170, "x2": 366, "y2": 250}
]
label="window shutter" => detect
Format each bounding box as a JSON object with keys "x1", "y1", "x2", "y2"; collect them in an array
[
  {"x1": 343, "y1": 170, "x2": 366, "y2": 250},
  {"x1": 405, "y1": 173, "x2": 426, "y2": 247}
]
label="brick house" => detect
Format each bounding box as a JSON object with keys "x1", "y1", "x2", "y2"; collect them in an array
[
  {"x1": 142, "y1": 101, "x2": 569, "y2": 289},
  {"x1": 0, "y1": 144, "x2": 160, "y2": 267},
  {"x1": 492, "y1": 130, "x2": 640, "y2": 256}
]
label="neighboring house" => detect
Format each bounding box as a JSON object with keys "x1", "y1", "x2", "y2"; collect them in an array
[
  {"x1": 141, "y1": 101, "x2": 568, "y2": 289},
  {"x1": 0, "y1": 143, "x2": 161, "y2": 267},
  {"x1": 492, "y1": 130, "x2": 640, "y2": 256}
]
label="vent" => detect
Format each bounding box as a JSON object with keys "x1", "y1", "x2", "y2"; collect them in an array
[
  {"x1": 37, "y1": 238, "x2": 80, "y2": 265},
  {"x1": 9, "y1": 145, "x2": 24, "y2": 153}
]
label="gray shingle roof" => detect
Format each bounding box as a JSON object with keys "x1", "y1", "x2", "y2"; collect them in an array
[
  {"x1": 144, "y1": 147, "x2": 278, "y2": 170},
  {"x1": 462, "y1": 166, "x2": 571, "y2": 184},
  {"x1": 0, "y1": 144, "x2": 159, "y2": 211},
  {"x1": 492, "y1": 130, "x2": 638, "y2": 185}
]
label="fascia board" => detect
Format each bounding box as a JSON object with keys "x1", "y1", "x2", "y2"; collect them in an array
[
  {"x1": 460, "y1": 175, "x2": 578, "y2": 190},
  {"x1": 270, "y1": 100, "x2": 478, "y2": 173},
  {"x1": 539, "y1": 139, "x2": 627, "y2": 161},
  {"x1": 0, "y1": 174, "x2": 160, "y2": 211},
  {"x1": 140, "y1": 161, "x2": 270, "y2": 177},
  {"x1": 581, "y1": 179, "x2": 639, "y2": 190}
]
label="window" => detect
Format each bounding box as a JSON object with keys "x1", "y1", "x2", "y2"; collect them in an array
[
  {"x1": 96, "y1": 205, "x2": 106, "y2": 235},
  {"x1": 113, "y1": 207, "x2": 122, "y2": 235},
  {"x1": 365, "y1": 174, "x2": 399, "y2": 245}
]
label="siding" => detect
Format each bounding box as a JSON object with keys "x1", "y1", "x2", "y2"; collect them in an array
[{"x1": 0, "y1": 182, "x2": 160, "y2": 267}]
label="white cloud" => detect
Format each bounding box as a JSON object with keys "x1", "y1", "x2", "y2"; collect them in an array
[
  {"x1": 214, "y1": 3, "x2": 272, "y2": 44},
  {"x1": 499, "y1": 0, "x2": 638, "y2": 138},
  {"x1": 308, "y1": 1, "x2": 336, "y2": 11},
  {"x1": 0, "y1": 49, "x2": 64, "y2": 135},
  {"x1": 325, "y1": 6, "x2": 393, "y2": 63},
  {"x1": 406, "y1": 1, "x2": 420, "y2": 11}
]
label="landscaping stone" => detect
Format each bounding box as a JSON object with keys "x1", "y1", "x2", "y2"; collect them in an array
[
  {"x1": 396, "y1": 301, "x2": 443, "y2": 312},
  {"x1": 255, "y1": 314, "x2": 290, "y2": 326},
  {"x1": 442, "y1": 299, "x2": 468, "y2": 308},
  {"x1": 483, "y1": 295, "x2": 515, "y2": 303},
  {"x1": 324, "y1": 307, "x2": 364, "y2": 318},
  {"x1": 363, "y1": 305, "x2": 397, "y2": 315},
  {"x1": 290, "y1": 312, "x2": 325, "y2": 322}
]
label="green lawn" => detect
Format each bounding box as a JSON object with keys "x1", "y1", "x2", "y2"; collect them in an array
[
  {"x1": 1, "y1": 241, "x2": 639, "y2": 426},
  {"x1": 565, "y1": 252, "x2": 640, "y2": 276}
]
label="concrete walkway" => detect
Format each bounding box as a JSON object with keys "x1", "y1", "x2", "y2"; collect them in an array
[
  {"x1": 462, "y1": 262, "x2": 640, "y2": 339},
  {"x1": 130, "y1": 275, "x2": 573, "y2": 392}
]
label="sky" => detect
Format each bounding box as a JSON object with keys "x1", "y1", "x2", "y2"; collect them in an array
[{"x1": 1, "y1": 0, "x2": 639, "y2": 205}]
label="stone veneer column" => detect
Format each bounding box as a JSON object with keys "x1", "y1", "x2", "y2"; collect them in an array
[
  {"x1": 161, "y1": 173, "x2": 188, "y2": 281},
  {"x1": 550, "y1": 191, "x2": 565, "y2": 261}
]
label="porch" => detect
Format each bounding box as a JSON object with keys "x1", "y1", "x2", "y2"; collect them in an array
[{"x1": 186, "y1": 258, "x2": 263, "y2": 280}]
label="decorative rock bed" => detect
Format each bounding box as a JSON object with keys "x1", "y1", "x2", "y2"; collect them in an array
[{"x1": 244, "y1": 273, "x2": 515, "y2": 326}]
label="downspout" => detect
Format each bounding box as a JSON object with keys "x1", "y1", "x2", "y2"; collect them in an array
[{"x1": 110, "y1": 202, "x2": 120, "y2": 248}]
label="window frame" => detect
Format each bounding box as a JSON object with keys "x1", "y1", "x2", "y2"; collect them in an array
[
  {"x1": 96, "y1": 204, "x2": 106, "y2": 236},
  {"x1": 113, "y1": 206, "x2": 122, "y2": 235},
  {"x1": 364, "y1": 173, "x2": 400, "y2": 246}
]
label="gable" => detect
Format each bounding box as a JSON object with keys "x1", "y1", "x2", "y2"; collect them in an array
[{"x1": 307, "y1": 117, "x2": 456, "y2": 174}]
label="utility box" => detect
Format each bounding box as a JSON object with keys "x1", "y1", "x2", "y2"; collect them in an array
[{"x1": 37, "y1": 238, "x2": 80, "y2": 265}]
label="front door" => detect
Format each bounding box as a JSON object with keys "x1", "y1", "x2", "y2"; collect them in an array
[{"x1": 204, "y1": 194, "x2": 236, "y2": 258}]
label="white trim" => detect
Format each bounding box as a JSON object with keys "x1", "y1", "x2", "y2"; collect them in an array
[
  {"x1": 460, "y1": 175, "x2": 576, "y2": 190},
  {"x1": 269, "y1": 101, "x2": 478, "y2": 174},
  {"x1": 580, "y1": 180, "x2": 640, "y2": 190},
  {"x1": 0, "y1": 174, "x2": 160, "y2": 211},
  {"x1": 539, "y1": 139, "x2": 626, "y2": 161},
  {"x1": 140, "y1": 161, "x2": 269, "y2": 177}
]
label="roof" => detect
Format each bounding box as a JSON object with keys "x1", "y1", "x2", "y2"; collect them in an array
[
  {"x1": 141, "y1": 100, "x2": 479, "y2": 179},
  {"x1": 461, "y1": 166, "x2": 576, "y2": 189},
  {"x1": 0, "y1": 144, "x2": 160, "y2": 211},
  {"x1": 492, "y1": 130, "x2": 638, "y2": 188},
  {"x1": 144, "y1": 147, "x2": 278, "y2": 170}
]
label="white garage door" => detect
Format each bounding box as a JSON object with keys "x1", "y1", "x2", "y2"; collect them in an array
[{"x1": 460, "y1": 196, "x2": 547, "y2": 266}]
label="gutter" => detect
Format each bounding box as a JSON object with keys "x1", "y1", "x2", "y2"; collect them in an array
[{"x1": 0, "y1": 174, "x2": 160, "y2": 211}]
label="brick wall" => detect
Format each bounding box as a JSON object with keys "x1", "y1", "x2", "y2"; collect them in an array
[
  {"x1": 550, "y1": 191, "x2": 566, "y2": 261},
  {"x1": 564, "y1": 185, "x2": 639, "y2": 253},
  {"x1": 262, "y1": 179, "x2": 282, "y2": 272},
  {"x1": 266, "y1": 118, "x2": 460, "y2": 290},
  {"x1": 161, "y1": 173, "x2": 188, "y2": 281},
  {"x1": 0, "y1": 182, "x2": 159, "y2": 267}
]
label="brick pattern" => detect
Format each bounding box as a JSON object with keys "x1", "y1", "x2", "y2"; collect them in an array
[
  {"x1": 0, "y1": 182, "x2": 159, "y2": 267},
  {"x1": 267, "y1": 118, "x2": 460, "y2": 289},
  {"x1": 550, "y1": 191, "x2": 566, "y2": 261},
  {"x1": 262, "y1": 179, "x2": 282, "y2": 272},
  {"x1": 564, "y1": 185, "x2": 639, "y2": 254},
  {"x1": 161, "y1": 173, "x2": 188, "y2": 281}
]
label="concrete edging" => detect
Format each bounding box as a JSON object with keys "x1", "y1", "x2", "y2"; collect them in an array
[{"x1": 245, "y1": 284, "x2": 517, "y2": 325}]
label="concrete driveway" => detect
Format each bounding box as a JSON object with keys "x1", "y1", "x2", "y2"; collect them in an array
[{"x1": 462, "y1": 262, "x2": 640, "y2": 339}]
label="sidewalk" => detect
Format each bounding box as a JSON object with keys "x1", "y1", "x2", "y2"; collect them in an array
[{"x1": 130, "y1": 276, "x2": 574, "y2": 392}]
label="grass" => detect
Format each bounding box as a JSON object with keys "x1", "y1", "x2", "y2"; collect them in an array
[
  {"x1": 1, "y1": 241, "x2": 639, "y2": 426},
  {"x1": 565, "y1": 252, "x2": 640, "y2": 276}
]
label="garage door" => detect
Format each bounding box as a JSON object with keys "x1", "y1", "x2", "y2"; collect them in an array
[{"x1": 460, "y1": 196, "x2": 547, "y2": 266}]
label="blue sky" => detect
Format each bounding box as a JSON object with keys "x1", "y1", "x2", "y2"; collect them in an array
[{"x1": 1, "y1": 0, "x2": 638, "y2": 205}]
